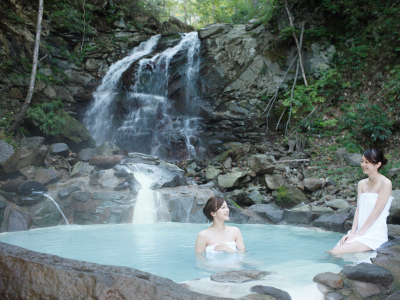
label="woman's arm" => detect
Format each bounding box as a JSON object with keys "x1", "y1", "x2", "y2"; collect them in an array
[
  {"x1": 340, "y1": 181, "x2": 361, "y2": 244},
  {"x1": 356, "y1": 179, "x2": 392, "y2": 236},
  {"x1": 195, "y1": 231, "x2": 207, "y2": 253},
  {"x1": 235, "y1": 227, "x2": 246, "y2": 252}
]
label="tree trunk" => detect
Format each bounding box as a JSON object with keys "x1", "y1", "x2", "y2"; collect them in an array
[
  {"x1": 212, "y1": 4, "x2": 215, "y2": 23},
  {"x1": 7, "y1": 0, "x2": 44, "y2": 134},
  {"x1": 252, "y1": 0, "x2": 259, "y2": 8}
]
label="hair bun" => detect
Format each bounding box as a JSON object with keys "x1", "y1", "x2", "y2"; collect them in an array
[{"x1": 382, "y1": 157, "x2": 388, "y2": 165}]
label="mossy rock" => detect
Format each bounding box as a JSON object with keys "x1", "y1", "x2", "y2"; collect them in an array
[{"x1": 56, "y1": 112, "x2": 96, "y2": 152}]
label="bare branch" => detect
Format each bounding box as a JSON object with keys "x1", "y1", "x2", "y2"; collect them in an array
[
  {"x1": 80, "y1": 0, "x2": 86, "y2": 52},
  {"x1": 284, "y1": 0, "x2": 308, "y2": 86},
  {"x1": 7, "y1": 0, "x2": 44, "y2": 133},
  {"x1": 285, "y1": 60, "x2": 299, "y2": 134}
]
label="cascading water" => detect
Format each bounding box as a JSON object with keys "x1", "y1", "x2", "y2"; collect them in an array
[{"x1": 84, "y1": 32, "x2": 203, "y2": 160}]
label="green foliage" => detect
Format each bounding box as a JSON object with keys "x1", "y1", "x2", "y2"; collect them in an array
[
  {"x1": 27, "y1": 101, "x2": 66, "y2": 136},
  {"x1": 282, "y1": 68, "x2": 341, "y2": 115},
  {"x1": 340, "y1": 103, "x2": 394, "y2": 144},
  {"x1": 275, "y1": 186, "x2": 289, "y2": 207}
]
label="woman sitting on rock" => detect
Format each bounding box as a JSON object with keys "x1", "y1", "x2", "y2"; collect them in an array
[
  {"x1": 330, "y1": 149, "x2": 393, "y2": 254},
  {"x1": 195, "y1": 196, "x2": 246, "y2": 253}
]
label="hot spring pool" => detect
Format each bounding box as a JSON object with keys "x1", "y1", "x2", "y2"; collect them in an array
[{"x1": 0, "y1": 223, "x2": 360, "y2": 299}]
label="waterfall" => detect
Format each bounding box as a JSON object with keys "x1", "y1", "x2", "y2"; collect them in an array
[
  {"x1": 84, "y1": 32, "x2": 202, "y2": 160},
  {"x1": 84, "y1": 35, "x2": 161, "y2": 143}
]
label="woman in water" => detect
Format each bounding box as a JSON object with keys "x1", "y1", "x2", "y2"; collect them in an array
[
  {"x1": 195, "y1": 196, "x2": 246, "y2": 253},
  {"x1": 330, "y1": 149, "x2": 393, "y2": 254}
]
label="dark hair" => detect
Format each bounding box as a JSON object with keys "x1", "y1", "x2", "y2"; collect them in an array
[
  {"x1": 363, "y1": 149, "x2": 388, "y2": 170},
  {"x1": 203, "y1": 196, "x2": 225, "y2": 222}
]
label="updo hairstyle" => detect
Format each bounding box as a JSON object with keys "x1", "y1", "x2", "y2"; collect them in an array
[
  {"x1": 203, "y1": 196, "x2": 225, "y2": 222},
  {"x1": 363, "y1": 149, "x2": 388, "y2": 170}
]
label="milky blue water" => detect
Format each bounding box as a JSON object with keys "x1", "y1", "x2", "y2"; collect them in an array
[{"x1": 0, "y1": 223, "x2": 345, "y2": 284}]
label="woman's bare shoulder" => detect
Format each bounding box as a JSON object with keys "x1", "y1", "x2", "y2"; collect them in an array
[
  {"x1": 380, "y1": 176, "x2": 392, "y2": 189},
  {"x1": 226, "y1": 226, "x2": 241, "y2": 233}
]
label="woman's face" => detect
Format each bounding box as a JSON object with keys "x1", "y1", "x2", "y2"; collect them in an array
[
  {"x1": 361, "y1": 155, "x2": 380, "y2": 174},
  {"x1": 212, "y1": 201, "x2": 229, "y2": 221}
]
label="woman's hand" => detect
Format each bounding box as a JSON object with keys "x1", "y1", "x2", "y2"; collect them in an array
[
  {"x1": 214, "y1": 243, "x2": 236, "y2": 253},
  {"x1": 340, "y1": 233, "x2": 360, "y2": 245}
]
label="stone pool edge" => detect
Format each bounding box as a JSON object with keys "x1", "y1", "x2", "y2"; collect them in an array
[
  {"x1": 0, "y1": 241, "x2": 227, "y2": 300},
  {"x1": 1, "y1": 238, "x2": 400, "y2": 300}
]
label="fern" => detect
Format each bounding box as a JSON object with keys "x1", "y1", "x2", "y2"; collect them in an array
[{"x1": 27, "y1": 101, "x2": 66, "y2": 136}]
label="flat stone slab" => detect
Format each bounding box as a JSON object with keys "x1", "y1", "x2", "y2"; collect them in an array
[
  {"x1": 341, "y1": 262, "x2": 394, "y2": 287},
  {"x1": 283, "y1": 210, "x2": 320, "y2": 224},
  {"x1": 312, "y1": 214, "x2": 349, "y2": 232},
  {"x1": 211, "y1": 270, "x2": 271, "y2": 283}
]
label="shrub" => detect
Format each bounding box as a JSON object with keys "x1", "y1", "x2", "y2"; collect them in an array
[{"x1": 27, "y1": 101, "x2": 66, "y2": 136}]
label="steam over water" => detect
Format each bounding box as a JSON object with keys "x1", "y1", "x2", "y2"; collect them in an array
[{"x1": 84, "y1": 33, "x2": 202, "y2": 160}]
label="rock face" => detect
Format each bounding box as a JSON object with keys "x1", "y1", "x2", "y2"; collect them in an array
[
  {"x1": 0, "y1": 242, "x2": 219, "y2": 300},
  {"x1": 155, "y1": 185, "x2": 214, "y2": 223}
]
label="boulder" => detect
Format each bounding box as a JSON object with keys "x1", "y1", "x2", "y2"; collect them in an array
[
  {"x1": 115, "y1": 173, "x2": 142, "y2": 195},
  {"x1": 232, "y1": 189, "x2": 255, "y2": 207},
  {"x1": 2, "y1": 146, "x2": 48, "y2": 173},
  {"x1": 211, "y1": 270, "x2": 270, "y2": 283},
  {"x1": 0, "y1": 242, "x2": 216, "y2": 300},
  {"x1": 302, "y1": 178, "x2": 324, "y2": 191},
  {"x1": 0, "y1": 201, "x2": 6, "y2": 225},
  {"x1": 33, "y1": 169, "x2": 62, "y2": 185},
  {"x1": 248, "y1": 190, "x2": 264, "y2": 205},
  {"x1": 8, "y1": 210, "x2": 32, "y2": 231},
  {"x1": 250, "y1": 285, "x2": 292, "y2": 300},
  {"x1": 218, "y1": 172, "x2": 246, "y2": 188},
  {"x1": 0, "y1": 140, "x2": 14, "y2": 164},
  {"x1": 336, "y1": 148, "x2": 349, "y2": 159},
  {"x1": 386, "y1": 291, "x2": 400, "y2": 300},
  {"x1": 77, "y1": 148, "x2": 95, "y2": 162},
  {"x1": 344, "y1": 153, "x2": 362, "y2": 167},
  {"x1": 312, "y1": 214, "x2": 350, "y2": 232},
  {"x1": 57, "y1": 181, "x2": 84, "y2": 200},
  {"x1": 19, "y1": 165, "x2": 35, "y2": 179},
  {"x1": 31, "y1": 201, "x2": 62, "y2": 227},
  {"x1": 248, "y1": 155, "x2": 275, "y2": 174},
  {"x1": 227, "y1": 204, "x2": 250, "y2": 224},
  {"x1": 205, "y1": 166, "x2": 220, "y2": 181},
  {"x1": 261, "y1": 174, "x2": 285, "y2": 190},
  {"x1": 283, "y1": 210, "x2": 320, "y2": 224},
  {"x1": 7, "y1": 87, "x2": 23, "y2": 99},
  {"x1": 325, "y1": 199, "x2": 349, "y2": 210},
  {"x1": 53, "y1": 112, "x2": 96, "y2": 152},
  {"x1": 71, "y1": 162, "x2": 95, "y2": 178},
  {"x1": 352, "y1": 281, "x2": 381, "y2": 298},
  {"x1": 313, "y1": 272, "x2": 343, "y2": 289},
  {"x1": 212, "y1": 144, "x2": 251, "y2": 163},
  {"x1": 341, "y1": 263, "x2": 394, "y2": 287},
  {"x1": 48, "y1": 143, "x2": 70, "y2": 157},
  {"x1": 198, "y1": 23, "x2": 233, "y2": 39},
  {"x1": 223, "y1": 157, "x2": 232, "y2": 169},
  {"x1": 168, "y1": 17, "x2": 195, "y2": 33},
  {"x1": 249, "y1": 204, "x2": 283, "y2": 223},
  {"x1": 72, "y1": 191, "x2": 92, "y2": 202},
  {"x1": 94, "y1": 142, "x2": 120, "y2": 156},
  {"x1": 274, "y1": 184, "x2": 309, "y2": 207},
  {"x1": 19, "y1": 137, "x2": 45, "y2": 148}
]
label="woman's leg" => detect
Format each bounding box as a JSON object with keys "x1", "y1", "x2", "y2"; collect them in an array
[{"x1": 330, "y1": 241, "x2": 372, "y2": 255}]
